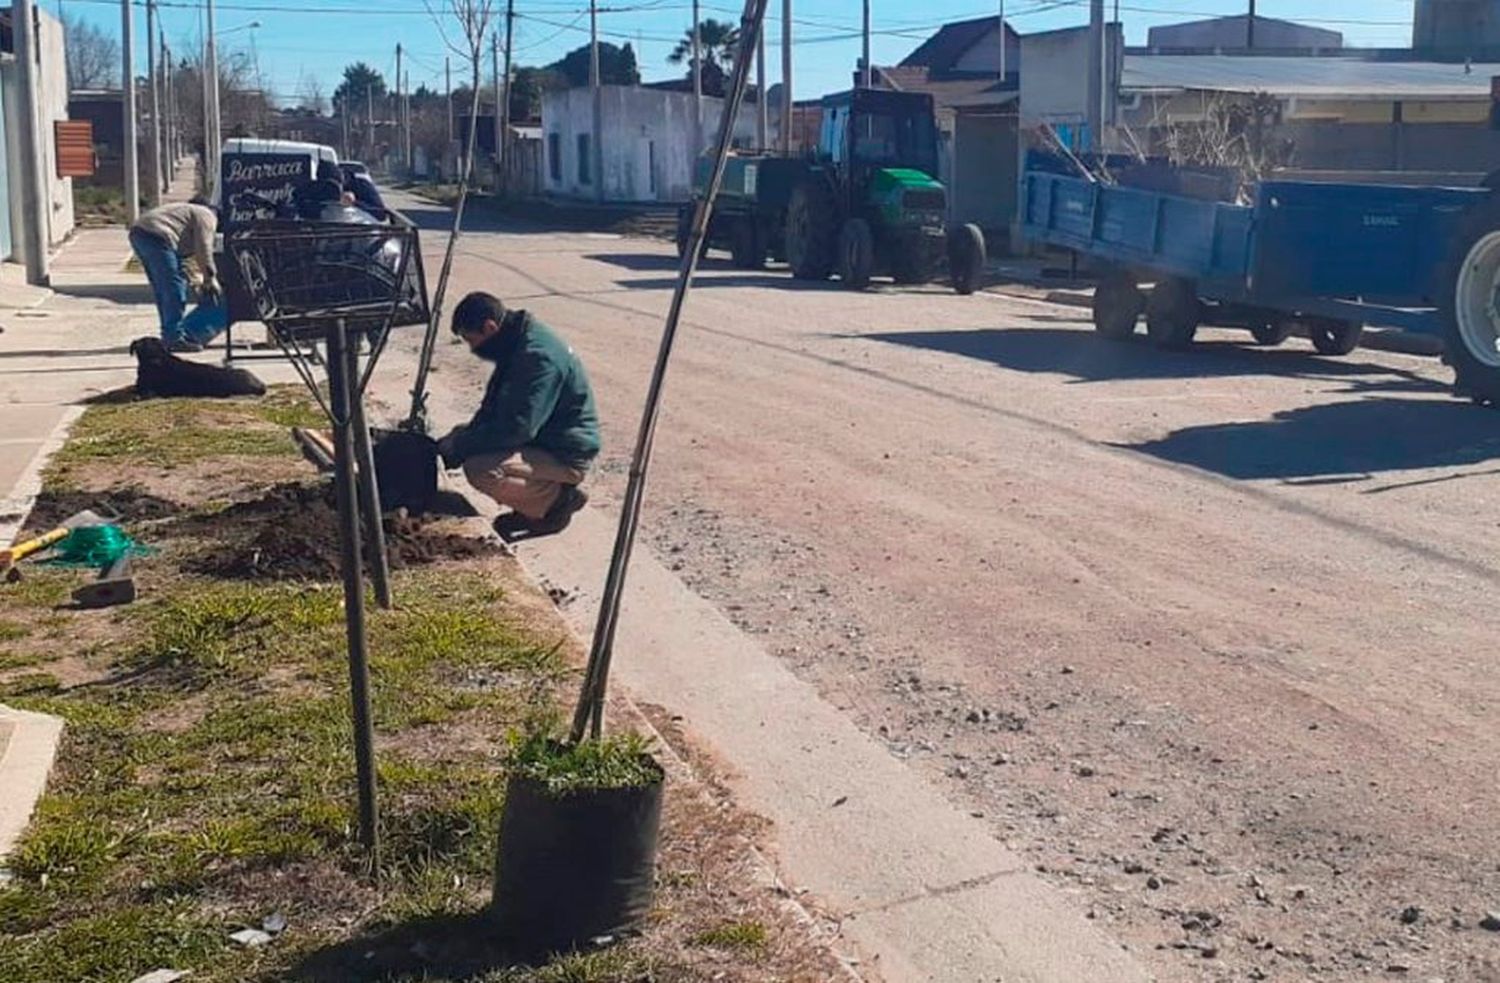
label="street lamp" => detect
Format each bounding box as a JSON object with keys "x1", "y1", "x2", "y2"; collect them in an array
[
  {"x1": 205, "y1": 19, "x2": 261, "y2": 195},
  {"x1": 217, "y1": 19, "x2": 261, "y2": 36}
]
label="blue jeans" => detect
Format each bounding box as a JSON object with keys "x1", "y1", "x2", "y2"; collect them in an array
[
  {"x1": 129, "y1": 229, "x2": 230, "y2": 345},
  {"x1": 130, "y1": 228, "x2": 188, "y2": 341}
]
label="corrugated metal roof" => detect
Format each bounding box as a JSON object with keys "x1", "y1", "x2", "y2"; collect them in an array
[{"x1": 1121, "y1": 55, "x2": 1500, "y2": 99}]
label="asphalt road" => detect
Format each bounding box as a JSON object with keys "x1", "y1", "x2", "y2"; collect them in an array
[{"x1": 392, "y1": 192, "x2": 1500, "y2": 983}]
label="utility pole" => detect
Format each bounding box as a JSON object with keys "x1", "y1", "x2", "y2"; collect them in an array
[
  {"x1": 446, "y1": 55, "x2": 453, "y2": 150},
  {"x1": 146, "y1": 0, "x2": 162, "y2": 205},
  {"x1": 756, "y1": 20, "x2": 767, "y2": 149},
  {"x1": 366, "y1": 84, "x2": 374, "y2": 162},
  {"x1": 1247, "y1": 0, "x2": 1256, "y2": 49},
  {"x1": 780, "y1": 0, "x2": 792, "y2": 153},
  {"x1": 206, "y1": 0, "x2": 221, "y2": 195},
  {"x1": 590, "y1": 0, "x2": 603, "y2": 202},
  {"x1": 123, "y1": 0, "x2": 140, "y2": 224},
  {"x1": 341, "y1": 97, "x2": 350, "y2": 159},
  {"x1": 501, "y1": 3, "x2": 516, "y2": 193},
  {"x1": 396, "y1": 43, "x2": 404, "y2": 175},
  {"x1": 998, "y1": 0, "x2": 1006, "y2": 82},
  {"x1": 404, "y1": 69, "x2": 413, "y2": 174},
  {"x1": 691, "y1": 0, "x2": 702, "y2": 154},
  {"x1": 162, "y1": 34, "x2": 175, "y2": 186},
  {"x1": 861, "y1": 0, "x2": 871, "y2": 87},
  {"x1": 1087, "y1": 0, "x2": 1103, "y2": 152},
  {"x1": 14, "y1": 0, "x2": 50, "y2": 285}
]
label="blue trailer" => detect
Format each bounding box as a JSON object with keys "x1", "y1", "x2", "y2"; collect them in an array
[{"x1": 1021, "y1": 159, "x2": 1500, "y2": 403}]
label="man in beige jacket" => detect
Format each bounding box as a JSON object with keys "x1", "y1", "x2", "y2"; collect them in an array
[{"x1": 128, "y1": 198, "x2": 228, "y2": 353}]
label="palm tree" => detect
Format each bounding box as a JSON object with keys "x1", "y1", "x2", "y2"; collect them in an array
[{"x1": 668, "y1": 18, "x2": 740, "y2": 95}]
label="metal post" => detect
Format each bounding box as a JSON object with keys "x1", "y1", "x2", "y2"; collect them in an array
[
  {"x1": 590, "y1": 0, "x2": 603, "y2": 202},
  {"x1": 347, "y1": 345, "x2": 394, "y2": 611},
  {"x1": 123, "y1": 0, "x2": 140, "y2": 224},
  {"x1": 780, "y1": 0, "x2": 792, "y2": 153},
  {"x1": 13, "y1": 0, "x2": 50, "y2": 286},
  {"x1": 327, "y1": 319, "x2": 381, "y2": 861},
  {"x1": 503, "y1": 2, "x2": 515, "y2": 191},
  {"x1": 756, "y1": 23, "x2": 767, "y2": 149},
  {"x1": 1087, "y1": 0, "x2": 1103, "y2": 152},
  {"x1": 861, "y1": 0, "x2": 871, "y2": 88},
  {"x1": 572, "y1": 0, "x2": 772, "y2": 742},
  {"x1": 691, "y1": 0, "x2": 702, "y2": 152},
  {"x1": 1247, "y1": 0, "x2": 1256, "y2": 49}
]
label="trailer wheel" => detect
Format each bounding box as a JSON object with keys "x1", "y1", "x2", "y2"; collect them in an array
[
  {"x1": 786, "y1": 180, "x2": 837, "y2": 280},
  {"x1": 948, "y1": 224, "x2": 987, "y2": 296},
  {"x1": 1092, "y1": 272, "x2": 1145, "y2": 340},
  {"x1": 1145, "y1": 278, "x2": 1201, "y2": 349},
  {"x1": 1249, "y1": 320, "x2": 1293, "y2": 346},
  {"x1": 729, "y1": 217, "x2": 765, "y2": 269},
  {"x1": 1442, "y1": 201, "x2": 1500, "y2": 405},
  {"x1": 1306, "y1": 318, "x2": 1363, "y2": 356}
]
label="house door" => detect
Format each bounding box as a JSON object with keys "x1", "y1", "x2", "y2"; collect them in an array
[{"x1": 635, "y1": 138, "x2": 657, "y2": 201}]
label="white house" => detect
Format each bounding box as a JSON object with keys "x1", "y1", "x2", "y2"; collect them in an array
[
  {"x1": 1, "y1": 5, "x2": 75, "y2": 267},
  {"x1": 542, "y1": 85, "x2": 760, "y2": 202}
]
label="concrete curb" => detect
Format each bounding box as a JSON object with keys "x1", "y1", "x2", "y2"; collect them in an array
[
  {"x1": 0, "y1": 406, "x2": 84, "y2": 549},
  {"x1": 0, "y1": 706, "x2": 64, "y2": 859},
  {"x1": 516, "y1": 508, "x2": 1152, "y2": 983}
]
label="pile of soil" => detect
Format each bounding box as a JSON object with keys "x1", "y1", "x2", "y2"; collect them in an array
[
  {"x1": 20, "y1": 487, "x2": 181, "y2": 534},
  {"x1": 183, "y1": 483, "x2": 498, "y2": 581}
]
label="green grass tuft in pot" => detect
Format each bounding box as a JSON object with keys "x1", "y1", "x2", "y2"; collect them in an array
[{"x1": 506, "y1": 730, "x2": 664, "y2": 796}]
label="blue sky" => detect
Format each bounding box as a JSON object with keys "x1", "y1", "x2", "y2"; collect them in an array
[{"x1": 59, "y1": 0, "x2": 1416, "y2": 108}]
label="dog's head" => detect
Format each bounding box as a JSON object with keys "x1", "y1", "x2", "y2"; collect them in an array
[{"x1": 129, "y1": 336, "x2": 172, "y2": 365}]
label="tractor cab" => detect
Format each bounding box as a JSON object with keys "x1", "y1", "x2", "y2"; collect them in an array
[{"x1": 817, "y1": 88, "x2": 940, "y2": 180}]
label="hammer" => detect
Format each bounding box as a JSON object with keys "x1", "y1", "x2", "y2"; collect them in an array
[{"x1": 72, "y1": 555, "x2": 136, "y2": 610}]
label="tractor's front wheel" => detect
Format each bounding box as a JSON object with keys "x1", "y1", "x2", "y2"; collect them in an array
[
  {"x1": 948, "y1": 224, "x2": 986, "y2": 295},
  {"x1": 786, "y1": 180, "x2": 837, "y2": 281},
  {"x1": 837, "y1": 219, "x2": 875, "y2": 290}
]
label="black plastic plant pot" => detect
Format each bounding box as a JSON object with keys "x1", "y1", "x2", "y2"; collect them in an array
[
  {"x1": 370, "y1": 428, "x2": 438, "y2": 513},
  {"x1": 491, "y1": 756, "x2": 665, "y2": 956}
]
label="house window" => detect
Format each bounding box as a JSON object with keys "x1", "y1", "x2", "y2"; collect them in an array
[
  {"x1": 548, "y1": 133, "x2": 561, "y2": 182},
  {"x1": 577, "y1": 134, "x2": 591, "y2": 184}
]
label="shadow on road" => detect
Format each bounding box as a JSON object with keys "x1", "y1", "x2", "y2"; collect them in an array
[
  {"x1": 862, "y1": 327, "x2": 1442, "y2": 388},
  {"x1": 585, "y1": 251, "x2": 721, "y2": 272},
  {"x1": 0, "y1": 345, "x2": 134, "y2": 359},
  {"x1": 1128, "y1": 398, "x2": 1500, "y2": 479}
]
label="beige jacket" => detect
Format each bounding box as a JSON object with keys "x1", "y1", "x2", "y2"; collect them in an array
[{"x1": 132, "y1": 202, "x2": 217, "y2": 279}]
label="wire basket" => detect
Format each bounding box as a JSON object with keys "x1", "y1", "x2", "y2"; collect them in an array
[{"x1": 226, "y1": 216, "x2": 430, "y2": 341}]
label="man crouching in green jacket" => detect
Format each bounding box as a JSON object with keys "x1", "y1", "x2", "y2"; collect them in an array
[{"x1": 437, "y1": 292, "x2": 600, "y2": 539}]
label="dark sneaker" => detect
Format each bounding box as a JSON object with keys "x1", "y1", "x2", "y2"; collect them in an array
[
  {"x1": 166, "y1": 338, "x2": 204, "y2": 353},
  {"x1": 492, "y1": 487, "x2": 589, "y2": 542}
]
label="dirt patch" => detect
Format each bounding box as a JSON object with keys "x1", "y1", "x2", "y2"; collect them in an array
[
  {"x1": 181, "y1": 483, "x2": 499, "y2": 581},
  {"x1": 20, "y1": 486, "x2": 182, "y2": 534}
]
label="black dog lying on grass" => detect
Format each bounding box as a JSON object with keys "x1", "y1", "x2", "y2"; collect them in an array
[{"x1": 130, "y1": 337, "x2": 267, "y2": 398}]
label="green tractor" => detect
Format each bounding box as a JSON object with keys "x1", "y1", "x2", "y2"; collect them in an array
[{"x1": 678, "y1": 88, "x2": 987, "y2": 294}]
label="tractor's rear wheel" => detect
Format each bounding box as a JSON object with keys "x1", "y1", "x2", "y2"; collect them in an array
[
  {"x1": 1145, "y1": 278, "x2": 1202, "y2": 349},
  {"x1": 730, "y1": 217, "x2": 765, "y2": 270},
  {"x1": 786, "y1": 180, "x2": 837, "y2": 281},
  {"x1": 948, "y1": 223, "x2": 986, "y2": 295},
  {"x1": 1092, "y1": 271, "x2": 1145, "y2": 340},
  {"x1": 837, "y1": 219, "x2": 875, "y2": 290}
]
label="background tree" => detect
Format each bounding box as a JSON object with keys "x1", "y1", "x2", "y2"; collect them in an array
[
  {"x1": 333, "y1": 62, "x2": 387, "y2": 109},
  {"x1": 298, "y1": 73, "x2": 329, "y2": 116},
  {"x1": 667, "y1": 19, "x2": 738, "y2": 96},
  {"x1": 508, "y1": 67, "x2": 560, "y2": 120},
  {"x1": 546, "y1": 42, "x2": 639, "y2": 88},
  {"x1": 63, "y1": 14, "x2": 121, "y2": 91}
]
